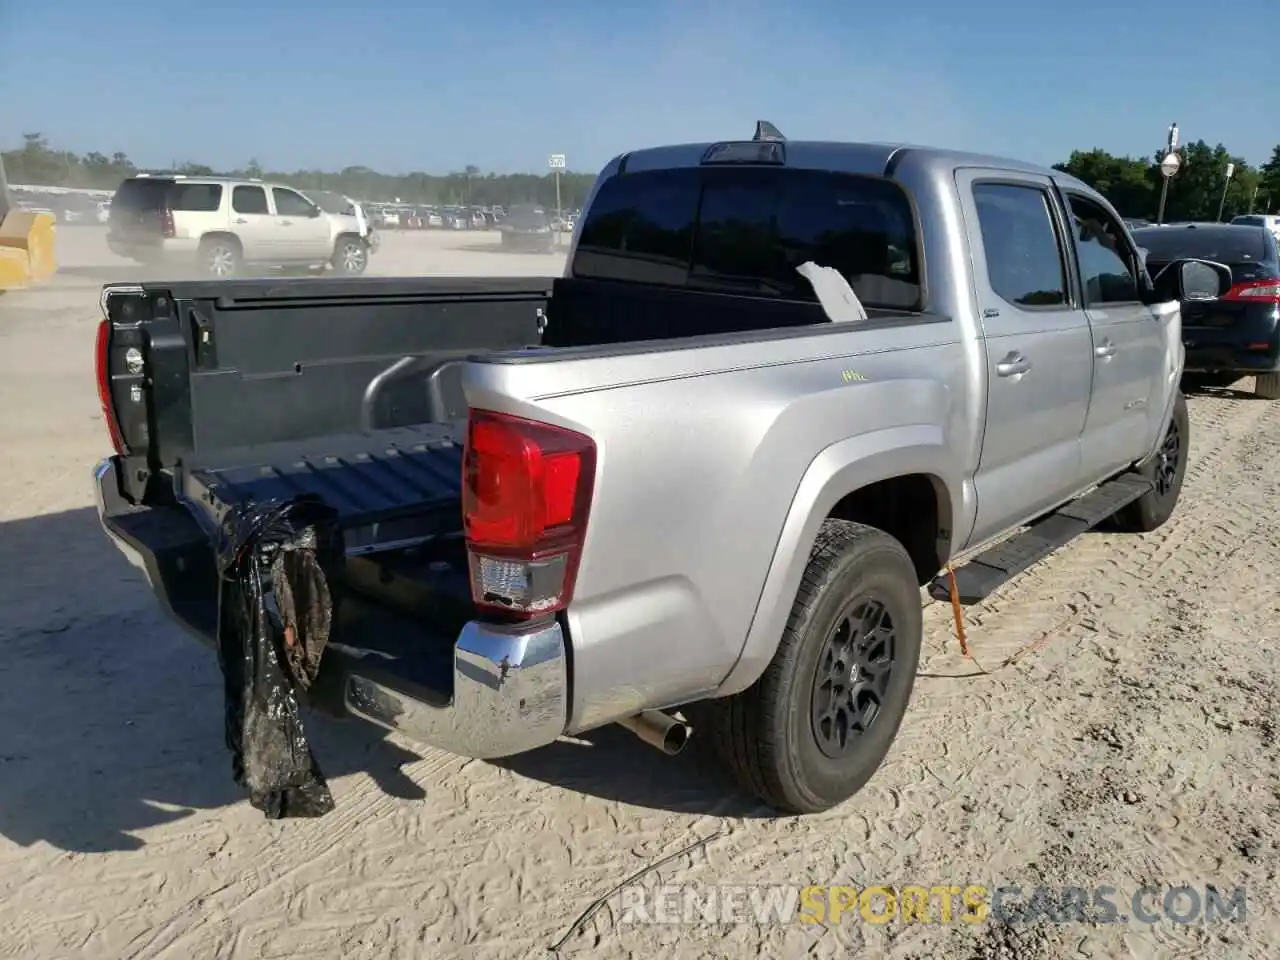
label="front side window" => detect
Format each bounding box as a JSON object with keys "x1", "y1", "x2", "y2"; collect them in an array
[
  {"x1": 272, "y1": 188, "x2": 316, "y2": 217},
  {"x1": 1067, "y1": 194, "x2": 1141, "y2": 305},
  {"x1": 971, "y1": 182, "x2": 1068, "y2": 308}
]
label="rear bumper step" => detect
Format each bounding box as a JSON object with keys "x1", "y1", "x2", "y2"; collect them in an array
[
  {"x1": 94, "y1": 455, "x2": 568, "y2": 760},
  {"x1": 930, "y1": 474, "x2": 1152, "y2": 605}
]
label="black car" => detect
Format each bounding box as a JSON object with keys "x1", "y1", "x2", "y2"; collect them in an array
[
  {"x1": 1132, "y1": 223, "x2": 1280, "y2": 398},
  {"x1": 498, "y1": 205, "x2": 555, "y2": 253}
]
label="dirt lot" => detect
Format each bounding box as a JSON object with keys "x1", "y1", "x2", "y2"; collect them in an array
[{"x1": 1, "y1": 231, "x2": 1277, "y2": 959}]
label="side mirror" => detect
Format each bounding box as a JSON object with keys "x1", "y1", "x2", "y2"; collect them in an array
[{"x1": 1148, "y1": 257, "x2": 1232, "y2": 304}]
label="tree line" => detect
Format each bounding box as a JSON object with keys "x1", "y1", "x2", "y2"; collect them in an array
[{"x1": 5, "y1": 131, "x2": 1279, "y2": 220}]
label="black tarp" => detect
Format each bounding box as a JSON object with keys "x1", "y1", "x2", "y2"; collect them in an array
[{"x1": 214, "y1": 494, "x2": 344, "y2": 819}]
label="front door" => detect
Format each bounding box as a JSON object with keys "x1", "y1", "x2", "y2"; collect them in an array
[
  {"x1": 1058, "y1": 188, "x2": 1164, "y2": 479},
  {"x1": 957, "y1": 170, "x2": 1095, "y2": 549},
  {"x1": 270, "y1": 187, "x2": 332, "y2": 262}
]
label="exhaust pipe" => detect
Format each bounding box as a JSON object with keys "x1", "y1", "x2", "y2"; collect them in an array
[{"x1": 618, "y1": 709, "x2": 691, "y2": 756}]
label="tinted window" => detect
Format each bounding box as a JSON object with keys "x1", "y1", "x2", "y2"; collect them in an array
[
  {"x1": 574, "y1": 168, "x2": 699, "y2": 287},
  {"x1": 574, "y1": 166, "x2": 921, "y2": 308},
  {"x1": 169, "y1": 183, "x2": 222, "y2": 212},
  {"x1": 972, "y1": 183, "x2": 1068, "y2": 308},
  {"x1": 111, "y1": 178, "x2": 175, "y2": 211},
  {"x1": 1066, "y1": 195, "x2": 1140, "y2": 304},
  {"x1": 273, "y1": 188, "x2": 315, "y2": 216},
  {"x1": 1230, "y1": 216, "x2": 1262, "y2": 227},
  {"x1": 232, "y1": 186, "x2": 268, "y2": 215}
]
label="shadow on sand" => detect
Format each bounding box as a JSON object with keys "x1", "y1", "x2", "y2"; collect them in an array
[{"x1": 0, "y1": 503, "x2": 762, "y2": 853}]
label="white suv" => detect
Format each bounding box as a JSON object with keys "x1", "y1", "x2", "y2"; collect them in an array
[{"x1": 107, "y1": 174, "x2": 372, "y2": 276}]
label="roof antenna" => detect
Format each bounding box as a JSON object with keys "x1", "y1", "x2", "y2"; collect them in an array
[{"x1": 753, "y1": 120, "x2": 785, "y2": 142}]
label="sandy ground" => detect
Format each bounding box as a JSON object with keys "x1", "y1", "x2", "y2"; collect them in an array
[{"x1": 0, "y1": 229, "x2": 1277, "y2": 959}]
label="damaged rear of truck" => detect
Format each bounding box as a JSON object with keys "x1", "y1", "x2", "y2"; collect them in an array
[{"x1": 95, "y1": 133, "x2": 1201, "y2": 815}]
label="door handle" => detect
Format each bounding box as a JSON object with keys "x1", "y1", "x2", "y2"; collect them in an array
[
  {"x1": 234, "y1": 218, "x2": 248, "y2": 224},
  {"x1": 1095, "y1": 340, "x2": 1117, "y2": 359},
  {"x1": 279, "y1": 220, "x2": 293, "y2": 227},
  {"x1": 996, "y1": 352, "x2": 1031, "y2": 377}
]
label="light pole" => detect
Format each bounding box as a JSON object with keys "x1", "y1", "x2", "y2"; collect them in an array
[
  {"x1": 1215, "y1": 163, "x2": 1235, "y2": 222},
  {"x1": 1156, "y1": 121, "x2": 1180, "y2": 226}
]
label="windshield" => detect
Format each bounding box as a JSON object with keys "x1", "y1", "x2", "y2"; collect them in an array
[
  {"x1": 507, "y1": 206, "x2": 549, "y2": 228},
  {"x1": 1133, "y1": 226, "x2": 1271, "y2": 264}
]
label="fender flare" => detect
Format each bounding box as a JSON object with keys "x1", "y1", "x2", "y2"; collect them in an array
[{"x1": 713, "y1": 424, "x2": 960, "y2": 697}]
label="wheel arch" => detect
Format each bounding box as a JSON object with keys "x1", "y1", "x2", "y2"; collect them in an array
[{"x1": 713, "y1": 426, "x2": 958, "y2": 698}]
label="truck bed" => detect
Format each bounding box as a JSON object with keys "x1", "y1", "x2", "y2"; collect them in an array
[{"x1": 176, "y1": 423, "x2": 463, "y2": 556}]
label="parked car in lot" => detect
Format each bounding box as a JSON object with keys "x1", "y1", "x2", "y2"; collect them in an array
[
  {"x1": 1229, "y1": 213, "x2": 1280, "y2": 244},
  {"x1": 1133, "y1": 222, "x2": 1280, "y2": 397},
  {"x1": 107, "y1": 174, "x2": 372, "y2": 276},
  {"x1": 93, "y1": 129, "x2": 1223, "y2": 815}
]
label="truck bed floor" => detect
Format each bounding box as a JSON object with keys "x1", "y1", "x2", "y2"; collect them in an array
[{"x1": 177, "y1": 423, "x2": 464, "y2": 555}]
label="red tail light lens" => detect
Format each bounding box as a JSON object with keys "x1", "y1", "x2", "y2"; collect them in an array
[
  {"x1": 463, "y1": 409, "x2": 595, "y2": 617},
  {"x1": 159, "y1": 207, "x2": 175, "y2": 238},
  {"x1": 1223, "y1": 281, "x2": 1280, "y2": 303},
  {"x1": 95, "y1": 318, "x2": 126, "y2": 455}
]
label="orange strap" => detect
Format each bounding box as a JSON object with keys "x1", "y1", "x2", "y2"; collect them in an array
[{"x1": 946, "y1": 564, "x2": 969, "y2": 657}]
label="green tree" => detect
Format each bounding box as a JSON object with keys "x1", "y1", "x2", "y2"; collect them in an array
[{"x1": 1258, "y1": 145, "x2": 1280, "y2": 214}]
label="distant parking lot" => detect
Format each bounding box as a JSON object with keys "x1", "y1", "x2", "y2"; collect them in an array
[{"x1": 47, "y1": 223, "x2": 569, "y2": 284}]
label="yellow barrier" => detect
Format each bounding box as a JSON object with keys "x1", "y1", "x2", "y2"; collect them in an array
[{"x1": 0, "y1": 210, "x2": 57, "y2": 290}]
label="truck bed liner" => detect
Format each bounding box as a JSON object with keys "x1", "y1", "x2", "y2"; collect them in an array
[{"x1": 178, "y1": 423, "x2": 464, "y2": 556}]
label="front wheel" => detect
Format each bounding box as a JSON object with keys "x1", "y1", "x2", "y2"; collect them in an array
[
  {"x1": 332, "y1": 236, "x2": 368, "y2": 275},
  {"x1": 1112, "y1": 390, "x2": 1189, "y2": 533},
  {"x1": 695, "y1": 520, "x2": 922, "y2": 814}
]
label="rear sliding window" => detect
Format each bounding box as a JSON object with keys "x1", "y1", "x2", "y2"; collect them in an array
[{"x1": 573, "y1": 166, "x2": 921, "y2": 310}]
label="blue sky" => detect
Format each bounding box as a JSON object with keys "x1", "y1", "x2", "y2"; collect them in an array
[{"x1": 2, "y1": 0, "x2": 1272, "y2": 176}]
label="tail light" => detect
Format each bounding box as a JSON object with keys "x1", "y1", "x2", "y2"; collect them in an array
[
  {"x1": 1223, "y1": 281, "x2": 1280, "y2": 303},
  {"x1": 159, "y1": 207, "x2": 175, "y2": 238},
  {"x1": 95, "y1": 318, "x2": 126, "y2": 455},
  {"x1": 462, "y1": 409, "x2": 596, "y2": 619}
]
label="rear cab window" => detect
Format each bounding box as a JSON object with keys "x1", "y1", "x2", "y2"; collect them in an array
[{"x1": 572, "y1": 165, "x2": 922, "y2": 311}]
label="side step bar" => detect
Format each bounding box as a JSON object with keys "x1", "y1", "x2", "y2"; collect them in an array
[{"x1": 929, "y1": 474, "x2": 1153, "y2": 605}]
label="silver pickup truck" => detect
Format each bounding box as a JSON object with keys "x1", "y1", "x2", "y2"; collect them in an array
[{"x1": 94, "y1": 125, "x2": 1228, "y2": 814}]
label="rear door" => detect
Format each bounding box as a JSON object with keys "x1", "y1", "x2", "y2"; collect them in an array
[
  {"x1": 957, "y1": 170, "x2": 1094, "y2": 547},
  {"x1": 229, "y1": 185, "x2": 274, "y2": 261},
  {"x1": 1058, "y1": 188, "x2": 1163, "y2": 479}
]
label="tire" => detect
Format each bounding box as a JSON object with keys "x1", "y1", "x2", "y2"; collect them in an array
[
  {"x1": 332, "y1": 235, "x2": 368, "y2": 275},
  {"x1": 1112, "y1": 389, "x2": 1189, "y2": 533},
  {"x1": 198, "y1": 236, "x2": 241, "y2": 277},
  {"x1": 694, "y1": 520, "x2": 923, "y2": 814},
  {"x1": 1255, "y1": 372, "x2": 1280, "y2": 400}
]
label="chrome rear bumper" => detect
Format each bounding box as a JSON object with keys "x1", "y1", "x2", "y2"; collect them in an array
[{"x1": 93, "y1": 456, "x2": 568, "y2": 760}]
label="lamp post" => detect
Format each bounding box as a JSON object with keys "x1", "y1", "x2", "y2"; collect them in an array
[
  {"x1": 1156, "y1": 121, "x2": 1180, "y2": 226},
  {"x1": 1215, "y1": 163, "x2": 1235, "y2": 222}
]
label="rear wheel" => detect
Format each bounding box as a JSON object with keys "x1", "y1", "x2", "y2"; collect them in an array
[
  {"x1": 1254, "y1": 372, "x2": 1280, "y2": 400},
  {"x1": 1113, "y1": 390, "x2": 1189, "y2": 533},
  {"x1": 199, "y1": 236, "x2": 241, "y2": 277},
  {"x1": 695, "y1": 520, "x2": 922, "y2": 814},
  {"x1": 332, "y1": 236, "x2": 368, "y2": 275}
]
